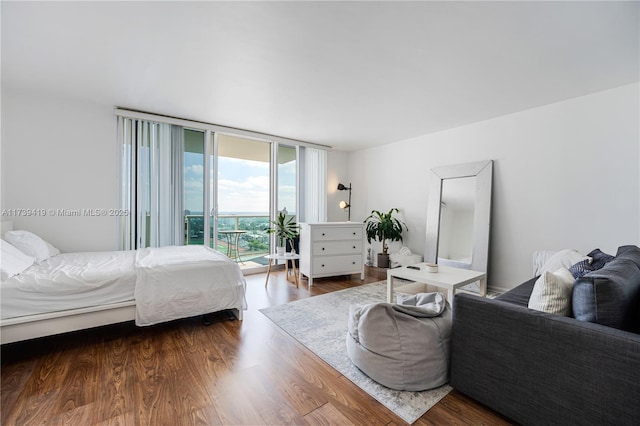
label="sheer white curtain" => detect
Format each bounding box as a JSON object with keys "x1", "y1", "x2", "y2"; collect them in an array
[
  {"x1": 302, "y1": 147, "x2": 327, "y2": 223},
  {"x1": 118, "y1": 117, "x2": 184, "y2": 250}
]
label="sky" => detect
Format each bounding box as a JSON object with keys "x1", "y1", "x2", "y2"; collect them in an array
[{"x1": 183, "y1": 153, "x2": 296, "y2": 215}]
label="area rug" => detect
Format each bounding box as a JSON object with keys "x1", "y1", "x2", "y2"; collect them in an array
[{"x1": 259, "y1": 281, "x2": 452, "y2": 424}]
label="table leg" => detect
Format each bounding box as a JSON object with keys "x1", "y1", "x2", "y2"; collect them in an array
[
  {"x1": 265, "y1": 258, "x2": 272, "y2": 287},
  {"x1": 234, "y1": 233, "x2": 244, "y2": 264},
  {"x1": 387, "y1": 275, "x2": 394, "y2": 303},
  {"x1": 225, "y1": 234, "x2": 232, "y2": 258},
  {"x1": 292, "y1": 263, "x2": 299, "y2": 288},
  {"x1": 479, "y1": 278, "x2": 487, "y2": 297},
  {"x1": 447, "y1": 288, "x2": 454, "y2": 305}
]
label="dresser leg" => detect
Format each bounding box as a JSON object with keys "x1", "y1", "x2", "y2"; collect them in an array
[{"x1": 309, "y1": 277, "x2": 314, "y2": 287}]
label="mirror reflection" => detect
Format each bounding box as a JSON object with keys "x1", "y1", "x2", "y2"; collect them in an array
[{"x1": 438, "y1": 177, "x2": 476, "y2": 269}]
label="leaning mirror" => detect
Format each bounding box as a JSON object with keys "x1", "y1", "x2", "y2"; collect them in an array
[{"x1": 424, "y1": 160, "x2": 493, "y2": 277}]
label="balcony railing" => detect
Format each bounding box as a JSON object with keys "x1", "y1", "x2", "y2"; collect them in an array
[{"x1": 185, "y1": 214, "x2": 271, "y2": 266}]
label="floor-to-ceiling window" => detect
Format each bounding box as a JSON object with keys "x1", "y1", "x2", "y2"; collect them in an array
[
  {"x1": 117, "y1": 110, "x2": 320, "y2": 274},
  {"x1": 183, "y1": 129, "x2": 205, "y2": 245}
]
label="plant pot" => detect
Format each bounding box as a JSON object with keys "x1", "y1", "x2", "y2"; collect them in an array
[
  {"x1": 377, "y1": 253, "x2": 390, "y2": 268},
  {"x1": 276, "y1": 246, "x2": 286, "y2": 256}
]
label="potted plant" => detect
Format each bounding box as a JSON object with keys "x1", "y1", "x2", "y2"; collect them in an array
[
  {"x1": 364, "y1": 208, "x2": 407, "y2": 268},
  {"x1": 268, "y1": 211, "x2": 299, "y2": 255}
]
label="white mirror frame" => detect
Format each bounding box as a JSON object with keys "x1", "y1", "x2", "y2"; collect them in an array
[{"x1": 424, "y1": 160, "x2": 493, "y2": 274}]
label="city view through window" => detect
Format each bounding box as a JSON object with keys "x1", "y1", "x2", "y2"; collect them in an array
[{"x1": 183, "y1": 133, "x2": 296, "y2": 268}]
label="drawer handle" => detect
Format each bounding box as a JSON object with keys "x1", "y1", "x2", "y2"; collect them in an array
[
  {"x1": 321, "y1": 264, "x2": 325, "y2": 267},
  {"x1": 352, "y1": 261, "x2": 356, "y2": 264},
  {"x1": 322, "y1": 233, "x2": 325, "y2": 236},
  {"x1": 322, "y1": 247, "x2": 325, "y2": 251},
  {"x1": 353, "y1": 232, "x2": 356, "y2": 235},
  {"x1": 353, "y1": 246, "x2": 356, "y2": 249}
]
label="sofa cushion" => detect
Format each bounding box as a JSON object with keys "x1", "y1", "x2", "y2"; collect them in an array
[
  {"x1": 586, "y1": 248, "x2": 615, "y2": 269},
  {"x1": 616, "y1": 245, "x2": 640, "y2": 270},
  {"x1": 573, "y1": 256, "x2": 640, "y2": 332},
  {"x1": 569, "y1": 248, "x2": 615, "y2": 278},
  {"x1": 528, "y1": 267, "x2": 575, "y2": 316},
  {"x1": 568, "y1": 258, "x2": 592, "y2": 279},
  {"x1": 539, "y1": 249, "x2": 590, "y2": 275},
  {"x1": 496, "y1": 277, "x2": 536, "y2": 307}
]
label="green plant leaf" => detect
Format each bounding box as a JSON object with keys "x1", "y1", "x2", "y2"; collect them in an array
[{"x1": 363, "y1": 208, "x2": 407, "y2": 254}]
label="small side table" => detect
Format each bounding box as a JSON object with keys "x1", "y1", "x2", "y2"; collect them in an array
[{"x1": 265, "y1": 253, "x2": 301, "y2": 288}]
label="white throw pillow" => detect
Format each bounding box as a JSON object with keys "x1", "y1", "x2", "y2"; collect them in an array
[
  {"x1": 528, "y1": 267, "x2": 575, "y2": 316},
  {"x1": 4, "y1": 230, "x2": 60, "y2": 263},
  {"x1": 1, "y1": 239, "x2": 36, "y2": 280},
  {"x1": 539, "y1": 249, "x2": 590, "y2": 275}
]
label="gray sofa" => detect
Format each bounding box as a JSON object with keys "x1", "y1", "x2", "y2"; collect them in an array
[{"x1": 450, "y1": 245, "x2": 640, "y2": 426}]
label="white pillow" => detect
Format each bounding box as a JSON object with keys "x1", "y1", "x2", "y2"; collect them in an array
[
  {"x1": 528, "y1": 267, "x2": 575, "y2": 316},
  {"x1": 539, "y1": 249, "x2": 590, "y2": 275},
  {"x1": 4, "y1": 230, "x2": 60, "y2": 263},
  {"x1": 1, "y1": 239, "x2": 36, "y2": 280}
]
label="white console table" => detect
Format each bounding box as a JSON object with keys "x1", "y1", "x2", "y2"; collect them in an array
[
  {"x1": 387, "y1": 264, "x2": 486, "y2": 304},
  {"x1": 299, "y1": 222, "x2": 365, "y2": 287}
]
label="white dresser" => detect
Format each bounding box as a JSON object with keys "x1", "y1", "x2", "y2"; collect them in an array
[{"x1": 299, "y1": 222, "x2": 365, "y2": 287}]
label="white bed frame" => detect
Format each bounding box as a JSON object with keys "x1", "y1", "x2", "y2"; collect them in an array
[{"x1": 0, "y1": 221, "x2": 242, "y2": 344}]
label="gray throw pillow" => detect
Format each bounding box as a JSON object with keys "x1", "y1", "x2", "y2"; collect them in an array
[
  {"x1": 573, "y1": 257, "x2": 640, "y2": 332},
  {"x1": 616, "y1": 245, "x2": 640, "y2": 270},
  {"x1": 569, "y1": 248, "x2": 615, "y2": 279}
]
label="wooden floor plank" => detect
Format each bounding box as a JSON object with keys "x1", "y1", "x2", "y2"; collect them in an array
[
  {"x1": 0, "y1": 266, "x2": 514, "y2": 425},
  {"x1": 52, "y1": 340, "x2": 100, "y2": 414},
  {"x1": 303, "y1": 401, "x2": 356, "y2": 425},
  {"x1": 130, "y1": 331, "x2": 176, "y2": 425},
  {"x1": 93, "y1": 335, "x2": 135, "y2": 423},
  {"x1": 0, "y1": 358, "x2": 37, "y2": 424}
]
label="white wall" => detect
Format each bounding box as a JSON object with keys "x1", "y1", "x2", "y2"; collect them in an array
[
  {"x1": 1, "y1": 87, "x2": 118, "y2": 252},
  {"x1": 346, "y1": 83, "x2": 640, "y2": 291}
]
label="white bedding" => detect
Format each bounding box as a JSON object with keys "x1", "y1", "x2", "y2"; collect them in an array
[
  {"x1": 1, "y1": 246, "x2": 246, "y2": 327},
  {"x1": 134, "y1": 245, "x2": 246, "y2": 326},
  {"x1": 1, "y1": 250, "x2": 136, "y2": 320}
]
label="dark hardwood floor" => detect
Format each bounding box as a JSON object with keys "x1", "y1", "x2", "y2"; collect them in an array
[{"x1": 1, "y1": 266, "x2": 513, "y2": 425}]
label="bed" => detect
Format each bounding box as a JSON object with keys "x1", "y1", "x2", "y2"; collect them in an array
[{"x1": 0, "y1": 222, "x2": 246, "y2": 344}]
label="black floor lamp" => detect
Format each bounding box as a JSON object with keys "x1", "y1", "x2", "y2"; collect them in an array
[{"x1": 337, "y1": 182, "x2": 352, "y2": 221}]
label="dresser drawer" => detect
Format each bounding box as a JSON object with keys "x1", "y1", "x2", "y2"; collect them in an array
[
  {"x1": 312, "y1": 255, "x2": 362, "y2": 275},
  {"x1": 312, "y1": 226, "x2": 362, "y2": 241},
  {"x1": 313, "y1": 240, "x2": 362, "y2": 256}
]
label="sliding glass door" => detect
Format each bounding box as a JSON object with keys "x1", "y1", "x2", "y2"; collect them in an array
[{"x1": 216, "y1": 134, "x2": 272, "y2": 268}]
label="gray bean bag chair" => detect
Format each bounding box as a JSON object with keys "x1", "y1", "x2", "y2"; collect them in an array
[{"x1": 346, "y1": 292, "x2": 452, "y2": 391}]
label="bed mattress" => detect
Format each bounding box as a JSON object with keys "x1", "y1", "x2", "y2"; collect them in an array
[{"x1": 1, "y1": 250, "x2": 136, "y2": 320}]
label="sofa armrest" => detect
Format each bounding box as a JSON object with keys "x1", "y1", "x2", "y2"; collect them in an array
[{"x1": 451, "y1": 293, "x2": 640, "y2": 426}]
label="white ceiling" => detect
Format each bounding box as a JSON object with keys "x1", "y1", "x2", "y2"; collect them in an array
[{"x1": 2, "y1": 1, "x2": 638, "y2": 151}]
